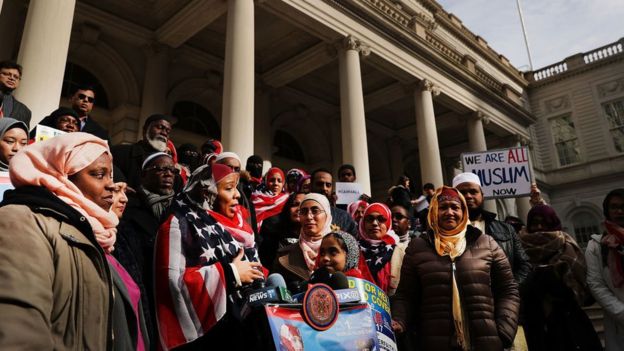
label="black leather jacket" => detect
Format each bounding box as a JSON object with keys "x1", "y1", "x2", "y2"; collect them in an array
[{"x1": 483, "y1": 210, "x2": 531, "y2": 285}]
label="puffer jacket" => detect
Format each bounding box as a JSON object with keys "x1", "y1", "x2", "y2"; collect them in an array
[
  {"x1": 483, "y1": 210, "x2": 531, "y2": 285},
  {"x1": 0, "y1": 186, "x2": 113, "y2": 350},
  {"x1": 585, "y1": 233, "x2": 624, "y2": 351},
  {"x1": 392, "y1": 225, "x2": 520, "y2": 351}
]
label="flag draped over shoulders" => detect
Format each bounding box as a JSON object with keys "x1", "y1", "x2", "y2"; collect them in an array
[{"x1": 154, "y1": 195, "x2": 259, "y2": 350}]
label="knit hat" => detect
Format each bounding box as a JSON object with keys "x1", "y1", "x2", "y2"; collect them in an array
[
  {"x1": 141, "y1": 151, "x2": 172, "y2": 170},
  {"x1": 452, "y1": 172, "x2": 481, "y2": 188},
  {"x1": 328, "y1": 231, "x2": 360, "y2": 271}
]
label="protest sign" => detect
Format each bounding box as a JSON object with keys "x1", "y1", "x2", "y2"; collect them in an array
[
  {"x1": 335, "y1": 182, "x2": 363, "y2": 205},
  {"x1": 265, "y1": 303, "x2": 377, "y2": 351},
  {"x1": 461, "y1": 146, "x2": 532, "y2": 198},
  {"x1": 33, "y1": 125, "x2": 65, "y2": 143}
]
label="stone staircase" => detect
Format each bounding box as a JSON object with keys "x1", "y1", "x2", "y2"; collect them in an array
[{"x1": 584, "y1": 303, "x2": 605, "y2": 348}]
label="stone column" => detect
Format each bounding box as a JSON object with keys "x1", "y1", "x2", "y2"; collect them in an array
[
  {"x1": 221, "y1": 0, "x2": 254, "y2": 162},
  {"x1": 338, "y1": 35, "x2": 371, "y2": 195},
  {"x1": 14, "y1": 0, "x2": 76, "y2": 129},
  {"x1": 467, "y1": 111, "x2": 497, "y2": 213},
  {"x1": 515, "y1": 135, "x2": 532, "y2": 223},
  {"x1": 414, "y1": 79, "x2": 444, "y2": 188},
  {"x1": 137, "y1": 43, "x2": 169, "y2": 140},
  {"x1": 254, "y1": 86, "x2": 272, "y2": 163}
]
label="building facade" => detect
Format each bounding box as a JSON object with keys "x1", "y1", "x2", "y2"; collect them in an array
[
  {"x1": 527, "y1": 39, "x2": 624, "y2": 246},
  {"x1": 0, "y1": 0, "x2": 535, "y2": 218}
]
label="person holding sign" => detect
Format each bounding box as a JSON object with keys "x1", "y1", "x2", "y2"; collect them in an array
[
  {"x1": 453, "y1": 172, "x2": 531, "y2": 285},
  {"x1": 392, "y1": 186, "x2": 520, "y2": 350}
]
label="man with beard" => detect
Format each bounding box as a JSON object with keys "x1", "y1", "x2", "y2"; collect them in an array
[
  {"x1": 0, "y1": 61, "x2": 31, "y2": 126},
  {"x1": 452, "y1": 172, "x2": 531, "y2": 284},
  {"x1": 310, "y1": 168, "x2": 358, "y2": 236},
  {"x1": 69, "y1": 85, "x2": 109, "y2": 140},
  {"x1": 112, "y1": 114, "x2": 174, "y2": 190},
  {"x1": 115, "y1": 152, "x2": 176, "y2": 345}
]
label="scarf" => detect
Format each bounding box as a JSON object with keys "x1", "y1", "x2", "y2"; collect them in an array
[
  {"x1": 602, "y1": 220, "x2": 624, "y2": 288},
  {"x1": 520, "y1": 229, "x2": 588, "y2": 304},
  {"x1": 358, "y1": 203, "x2": 398, "y2": 292},
  {"x1": 347, "y1": 200, "x2": 368, "y2": 221},
  {"x1": 10, "y1": 132, "x2": 119, "y2": 253},
  {"x1": 140, "y1": 186, "x2": 174, "y2": 219},
  {"x1": 298, "y1": 193, "x2": 332, "y2": 271},
  {"x1": 428, "y1": 186, "x2": 470, "y2": 351},
  {"x1": 208, "y1": 205, "x2": 255, "y2": 249}
]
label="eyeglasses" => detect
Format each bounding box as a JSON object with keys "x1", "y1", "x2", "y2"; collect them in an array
[
  {"x1": 298, "y1": 207, "x2": 325, "y2": 217},
  {"x1": 145, "y1": 166, "x2": 179, "y2": 174},
  {"x1": 77, "y1": 93, "x2": 95, "y2": 103},
  {"x1": 364, "y1": 215, "x2": 388, "y2": 224},
  {"x1": 391, "y1": 213, "x2": 407, "y2": 221},
  {"x1": 57, "y1": 116, "x2": 79, "y2": 126},
  {"x1": 0, "y1": 71, "x2": 20, "y2": 80}
]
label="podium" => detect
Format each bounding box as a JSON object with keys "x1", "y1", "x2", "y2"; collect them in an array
[{"x1": 261, "y1": 278, "x2": 397, "y2": 351}]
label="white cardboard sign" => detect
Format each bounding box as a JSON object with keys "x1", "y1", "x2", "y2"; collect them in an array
[
  {"x1": 460, "y1": 146, "x2": 532, "y2": 198},
  {"x1": 335, "y1": 182, "x2": 363, "y2": 205}
]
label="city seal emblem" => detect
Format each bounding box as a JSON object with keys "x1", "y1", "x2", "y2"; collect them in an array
[{"x1": 302, "y1": 283, "x2": 338, "y2": 331}]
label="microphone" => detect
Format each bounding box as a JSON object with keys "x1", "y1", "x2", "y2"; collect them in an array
[
  {"x1": 327, "y1": 271, "x2": 349, "y2": 290},
  {"x1": 309, "y1": 266, "x2": 331, "y2": 285},
  {"x1": 243, "y1": 273, "x2": 293, "y2": 309}
]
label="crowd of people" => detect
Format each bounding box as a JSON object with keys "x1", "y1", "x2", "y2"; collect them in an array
[{"x1": 0, "y1": 59, "x2": 623, "y2": 351}]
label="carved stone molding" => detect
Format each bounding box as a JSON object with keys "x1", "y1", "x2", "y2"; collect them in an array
[
  {"x1": 513, "y1": 134, "x2": 531, "y2": 147},
  {"x1": 597, "y1": 78, "x2": 624, "y2": 99},
  {"x1": 543, "y1": 95, "x2": 570, "y2": 114},
  {"x1": 417, "y1": 79, "x2": 440, "y2": 96},
  {"x1": 472, "y1": 111, "x2": 490, "y2": 125},
  {"x1": 342, "y1": 35, "x2": 371, "y2": 57}
]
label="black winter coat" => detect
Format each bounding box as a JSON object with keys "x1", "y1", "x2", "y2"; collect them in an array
[
  {"x1": 392, "y1": 226, "x2": 520, "y2": 351},
  {"x1": 482, "y1": 210, "x2": 531, "y2": 285}
]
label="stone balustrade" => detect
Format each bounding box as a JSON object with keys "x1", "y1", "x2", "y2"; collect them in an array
[{"x1": 530, "y1": 38, "x2": 623, "y2": 83}]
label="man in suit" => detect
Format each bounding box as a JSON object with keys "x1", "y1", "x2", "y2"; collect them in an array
[
  {"x1": 0, "y1": 60, "x2": 31, "y2": 128},
  {"x1": 70, "y1": 85, "x2": 109, "y2": 141}
]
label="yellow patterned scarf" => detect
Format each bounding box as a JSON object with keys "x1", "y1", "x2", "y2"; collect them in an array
[{"x1": 427, "y1": 186, "x2": 470, "y2": 350}]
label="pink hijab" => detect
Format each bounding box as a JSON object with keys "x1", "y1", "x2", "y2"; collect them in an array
[{"x1": 10, "y1": 132, "x2": 119, "y2": 252}]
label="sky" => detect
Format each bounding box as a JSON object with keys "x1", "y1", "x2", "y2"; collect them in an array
[{"x1": 436, "y1": 0, "x2": 624, "y2": 71}]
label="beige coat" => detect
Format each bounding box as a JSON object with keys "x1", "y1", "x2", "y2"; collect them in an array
[{"x1": 0, "y1": 204, "x2": 112, "y2": 350}]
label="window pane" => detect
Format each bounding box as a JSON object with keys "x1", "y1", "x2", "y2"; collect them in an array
[{"x1": 573, "y1": 212, "x2": 600, "y2": 248}]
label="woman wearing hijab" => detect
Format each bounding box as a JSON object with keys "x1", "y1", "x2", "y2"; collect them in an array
[
  {"x1": 155, "y1": 163, "x2": 264, "y2": 350},
  {"x1": 519, "y1": 204, "x2": 601, "y2": 351},
  {"x1": 252, "y1": 166, "x2": 289, "y2": 228},
  {"x1": 392, "y1": 186, "x2": 519, "y2": 351},
  {"x1": 0, "y1": 117, "x2": 28, "y2": 172},
  {"x1": 347, "y1": 199, "x2": 368, "y2": 223},
  {"x1": 285, "y1": 168, "x2": 307, "y2": 193},
  {"x1": 0, "y1": 133, "x2": 117, "y2": 349},
  {"x1": 356, "y1": 202, "x2": 402, "y2": 294},
  {"x1": 586, "y1": 188, "x2": 624, "y2": 351},
  {"x1": 273, "y1": 193, "x2": 333, "y2": 287}
]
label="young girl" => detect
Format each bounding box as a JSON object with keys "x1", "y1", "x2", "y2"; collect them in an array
[{"x1": 317, "y1": 231, "x2": 373, "y2": 281}]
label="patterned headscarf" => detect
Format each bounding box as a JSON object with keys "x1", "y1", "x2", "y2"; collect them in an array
[{"x1": 10, "y1": 132, "x2": 119, "y2": 253}]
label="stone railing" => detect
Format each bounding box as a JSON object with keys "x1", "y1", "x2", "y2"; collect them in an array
[
  {"x1": 532, "y1": 62, "x2": 568, "y2": 81},
  {"x1": 530, "y1": 38, "x2": 623, "y2": 82},
  {"x1": 584, "y1": 41, "x2": 623, "y2": 63}
]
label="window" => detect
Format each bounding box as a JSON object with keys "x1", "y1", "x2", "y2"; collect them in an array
[
  {"x1": 603, "y1": 99, "x2": 624, "y2": 152},
  {"x1": 550, "y1": 114, "x2": 581, "y2": 165},
  {"x1": 171, "y1": 101, "x2": 221, "y2": 139},
  {"x1": 273, "y1": 130, "x2": 305, "y2": 163},
  {"x1": 62, "y1": 63, "x2": 109, "y2": 109},
  {"x1": 572, "y1": 211, "x2": 600, "y2": 248}
]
